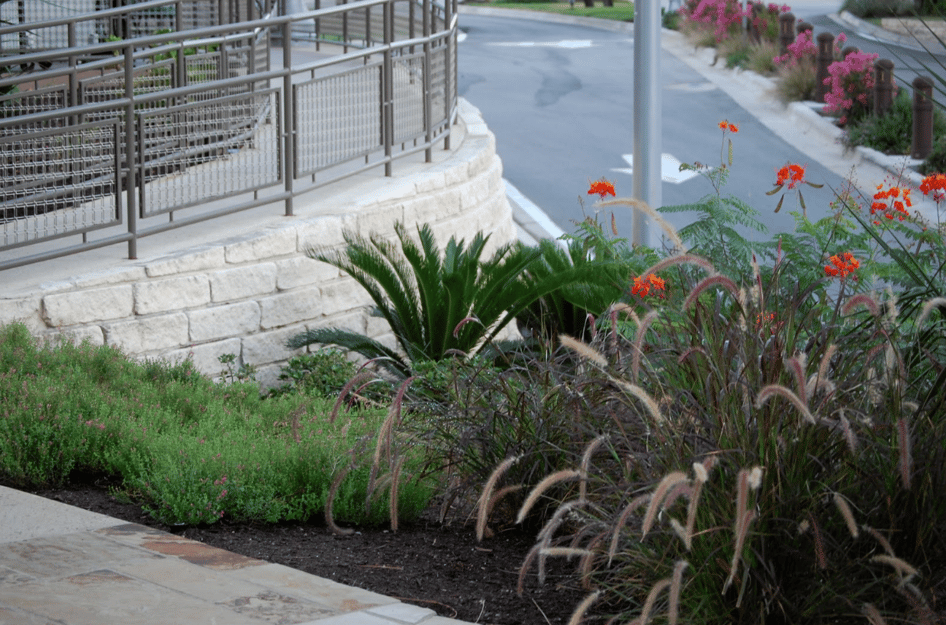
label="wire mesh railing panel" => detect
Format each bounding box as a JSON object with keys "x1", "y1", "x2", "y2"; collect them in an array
[
  {"x1": 80, "y1": 65, "x2": 176, "y2": 117},
  {"x1": 392, "y1": 54, "x2": 424, "y2": 143},
  {"x1": 0, "y1": 85, "x2": 69, "y2": 121},
  {"x1": 293, "y1": 63, "x2": 382, "y2": 176},
  {"x1": 178, "y1": 0, "x2": 220, "y2": 29},
  {"x1": 184, "y1": 49, "x2": 223, "y2": 86},
  {"x1": 1, "y1": 119, "x2": 122, "y2": 248},
  {"x1": 140, "y1": 90, "x2": 280, "y2": 215},
  {"x1": 429, "y1": 36, "x2": 447, "y2": 127}
]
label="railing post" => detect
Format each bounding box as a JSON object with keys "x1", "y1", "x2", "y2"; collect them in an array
[
  {"x1": 815, "y1": 31, "x2": 834, "y2": 103},
  {"x1": 283, "y1": 20, "x2": 294, "y2": 215},
  {"x1": 913, "y1": 75, "x2": 934, "y2": 159},
  {"x1": 874, "y1": 58, "x2": 894, "y2": 117},
  {"x1": 443, "y1": 0, "x2": 453, "y2": 150},
  {"x1": 779, "y1": 12, "x2": 795, "y2": 54},
  {"x1": 68, "y1": 22, "x2": 79, "y2": 113},
  {"x1": 383, "y1": 0, "x2": 394, "y2": 176},
  {"x1": 124, "y1": 43, "x2": 138, "y2": 259},
  {"x1": 342, "y1": 0, "x2": 349, "y2": 53},
  {"x1": 315, "y1": 0, "x2": 321, "y2": 51},
  {"x1": 423, "y1": 0, "x2": 432, "y2": 162}
]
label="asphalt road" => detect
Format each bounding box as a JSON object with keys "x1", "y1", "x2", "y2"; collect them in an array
[{"x1": 457, "y1": 12, "x2": 857, "y2": 249}]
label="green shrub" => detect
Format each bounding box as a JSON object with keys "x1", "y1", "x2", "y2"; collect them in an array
[
  {"x1": 920, "y1": 135, "x2": 946, "y2": 173},
  {"x1": 662, "y1": 6, "x2": 681, "y2": 29},
  {"x1": 268, "y1": 350, "x2": 358, "y2": 399},
  {"x1": 0, "y1": 326, "x2": 432, "y2": 527},
  {"x1": 841, "y1": 0, "x2": 917, "y2": 17},
  {"x1": 844, "y1": 89, "x2": 946, "y2": 154}
]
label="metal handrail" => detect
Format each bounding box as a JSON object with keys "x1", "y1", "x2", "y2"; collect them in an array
[{"x1": 0, "y1": 0, "x2": 459, "y2": 270}]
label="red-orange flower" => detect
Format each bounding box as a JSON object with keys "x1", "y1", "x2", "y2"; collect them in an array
[
  {"x1": 631, "y1": 274, "x2": 666, "y2": 299},
  {"x1": 824, "y1": 252, "x2": 860, "y2": 279},
  {"x1": 756, "y1": 311, "x2": 780, "y2": 335},
  {"x1": 920, "y1": 173, "x2": 946, "y2": 202},
  {"x1": 775, "y1": 163, "x2": 806, "y2": 189},
  {"x1": 718, "y1": 120, "x2": 739, "y2": 133},
  {"x1": 588, "y1": 180, "x2": 616, "y2": 199},
  {"x1": 871, "y1": 183, "x2": 912, "y2": 222}
]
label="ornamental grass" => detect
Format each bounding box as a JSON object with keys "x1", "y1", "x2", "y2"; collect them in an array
[{"x1": 350, "y1": 121, "x2": 946, "y2": 624}]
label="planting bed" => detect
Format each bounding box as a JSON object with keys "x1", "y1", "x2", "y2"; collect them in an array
[{"x1": 19, "y1": 473, "x2": 587, "y2": 625}]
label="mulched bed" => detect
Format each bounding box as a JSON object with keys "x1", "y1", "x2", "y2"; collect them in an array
[{"x1": 13, "y1": 473, "x2": 588, "y2": 625}]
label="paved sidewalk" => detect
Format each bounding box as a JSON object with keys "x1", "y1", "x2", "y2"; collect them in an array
[{"x1": 0, "y1": 486, "x2": 473, "y2": 625}]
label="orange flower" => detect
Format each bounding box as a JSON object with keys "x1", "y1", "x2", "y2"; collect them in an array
[
  {"x1": 871, "y1": 183, "x2": 912, "y2": 222},
  {"x1": 756, "y1": 312, "x2": 780, "y2": 335},
  {"x1": 588, "y1": 180, "x2": 616, "y2": 199},
  {"x1": 824, "y1": 252, "x2": 860, "y2": 280},
  {"x1": 920, "y1": 173, "x2": 946, "y2": 202},
  {"x1": 719, "y1": 120, "x2": 739, "y2": 133},
  {"x1": 775, "y1": 163, "x2": 806, "y2": 189},
  {"x1": 631, "y1": 274, "x2": 666, "y2": 299}
]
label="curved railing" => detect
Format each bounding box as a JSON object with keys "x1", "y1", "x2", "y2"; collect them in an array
[{"x1": 0, "y1": 0, "x2": 458, "y2": 269}]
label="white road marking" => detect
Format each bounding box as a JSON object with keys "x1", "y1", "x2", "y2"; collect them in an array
[
  {"x1": 488, "y1": 40, "x2": 594, "y2": 48},
  {"x1": 612, "y1": 153, "x2": 706, "y2": 184}
]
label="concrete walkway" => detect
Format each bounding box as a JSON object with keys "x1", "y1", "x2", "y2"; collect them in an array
[
  {"x1": 0, "y1": 486, "x2": 470, "y2": 625},
  {"x1": 0, "y1": 8, "x2": 937, "y2": 625}
]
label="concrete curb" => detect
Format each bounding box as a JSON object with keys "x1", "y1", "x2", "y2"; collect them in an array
[{"x1": 458, "y1": 3, "x2": 634, "y2": 33}]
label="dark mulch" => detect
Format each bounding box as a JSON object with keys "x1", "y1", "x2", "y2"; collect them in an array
[{"x1": 12, "y1": 473, "x2": 588, "y2": 625}]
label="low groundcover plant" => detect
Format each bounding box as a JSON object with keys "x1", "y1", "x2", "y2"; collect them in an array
[{"x1": 0, "y1": 325, "x2": 433, "y2": 526}]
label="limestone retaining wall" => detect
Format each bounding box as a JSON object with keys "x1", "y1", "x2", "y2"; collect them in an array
[{"x1": 0, "y1": 100, "x2": 516, "y2": 388}]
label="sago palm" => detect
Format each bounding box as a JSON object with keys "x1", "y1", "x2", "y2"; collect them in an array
[{"x1": 287, "y1": 222, "x2": 609, "y2": 376}]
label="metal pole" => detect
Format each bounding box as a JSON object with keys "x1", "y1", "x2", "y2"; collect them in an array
[
  {"x1": 632, "y1": 0, "x2": 660, "y2": 247},
  {"x1": 383, "y1": 0, "x2": 394, "y2": 176},
  {"x1": 125, "y1": 43, "x2": 138, "y2": 259},
  {"x1": 283, "y1": 21, "x2": 294, "y2": 215}
]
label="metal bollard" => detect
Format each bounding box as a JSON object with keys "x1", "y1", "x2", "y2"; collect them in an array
[
  {"x1": 815, "y1": 32, "x2": 835, "y2": 103},
  {"x1": 874, "y1": 59, "x2": 894, "y2": 117},
  {"x1": 913, "y1": 75, "x2": 934, "y2": 159},
  {"x1": 779, "y1": 12, "x2": 796, "y2": 54},
  {"x1": 841, "y1": 46, "x2": 859, "y2": 57},
  {"x1": 796, "y1": 21, "x2": 812, "y2": 36}
]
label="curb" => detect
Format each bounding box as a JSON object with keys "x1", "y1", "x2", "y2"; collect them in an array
[{"x1": 458, "y1": 3, "x2": 634, "y2": 33}]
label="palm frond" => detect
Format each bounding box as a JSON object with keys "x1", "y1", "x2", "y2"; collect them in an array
[{"x1": 286, "y1": 327, "x2": 409, "y2": 377}]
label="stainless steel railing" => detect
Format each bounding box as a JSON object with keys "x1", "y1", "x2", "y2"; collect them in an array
[{"x1": 0, "y1": 0, "x2": 457, "y2": 269}]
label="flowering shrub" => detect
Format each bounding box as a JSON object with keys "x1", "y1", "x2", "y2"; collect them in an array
[
  {"x1": 455, "y1": 122, "x2": 946, "y2": 625},
  {"x1": 750, "y1": 2, "x2": 790, "y2": 43},
  {"x1": 823, "y1": 50, "x2": 881, "y2": 125},
  {"x1": 680, "y1": 0, "x2": 747, "y2": 42}
]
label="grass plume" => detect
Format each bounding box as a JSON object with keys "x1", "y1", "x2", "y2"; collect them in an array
[
  {"x1": 755, "y1": 384, "x2": 816, "y2": 424},
  {"x1": 641, "y1": 471, "x2": 689, "y2": 540},
  {"x1": 516, "y1": 470, "x2": 581, "y2": 525},
  {"x1": 476, "y1": 455, "x2": 520, "y2": 541}
]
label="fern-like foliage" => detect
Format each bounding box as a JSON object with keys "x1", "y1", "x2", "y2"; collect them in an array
[{"x1": 660, "y1": 192, "x2": 768, "y2": 278}]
